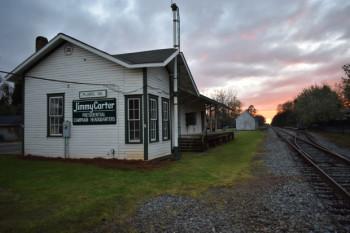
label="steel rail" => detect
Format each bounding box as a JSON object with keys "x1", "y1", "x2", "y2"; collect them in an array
[
  {"x1": 273, "y1": 127, "x2": 350, "y2": 203},
  {"x1": 280, "y1": 128, "x2": 350, "y2": 165}
]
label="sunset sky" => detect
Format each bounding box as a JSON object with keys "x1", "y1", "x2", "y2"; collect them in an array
[{"x1": 1, "y1": 0, "x2": 349, "y2": 123}]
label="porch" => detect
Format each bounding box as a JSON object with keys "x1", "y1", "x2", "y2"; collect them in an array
[
  {"x1": 179, "y1": 130, "x2": 234, "y2": 152},
  {"x1": 177, "y1": 90, "x2": 235, "y2": 152}
]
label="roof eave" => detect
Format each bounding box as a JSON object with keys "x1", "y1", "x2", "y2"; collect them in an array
[
  {"x1": 179, "y1": 53, "x2": 200, "y2": 96},
  {"x1": 6, "y1": 33, "x2": 178, "y2": 81}
]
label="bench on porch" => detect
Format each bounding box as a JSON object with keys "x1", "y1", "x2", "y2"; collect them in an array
[{"x1": 179, "y1": 131, "x2": 234, "y2": 152}]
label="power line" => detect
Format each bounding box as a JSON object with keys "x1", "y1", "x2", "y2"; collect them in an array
[
  {"x1": 0, "y1": 70, "x2": 171, "y2": 96},
  {"x1": 0, "y1": 70, "x2": 112, "y2": 87}
]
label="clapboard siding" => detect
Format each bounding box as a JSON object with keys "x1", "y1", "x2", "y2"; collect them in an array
[
  {"x1": 236, "y1": 111, "x2": 257, "y2": 130},
  {"x1": 24, "y1": 42, "x2": 144, "y2": 159},
  {"x1": 147, "y1": 67, "x2": 172, "y2": 159},
  {"x1": 179, "y1": 103, "x2": 204, "y2": 135}
]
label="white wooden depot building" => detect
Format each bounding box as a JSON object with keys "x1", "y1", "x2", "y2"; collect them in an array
[{"x1": 8, "y1": 33, "x2": 232, "y2": 160}]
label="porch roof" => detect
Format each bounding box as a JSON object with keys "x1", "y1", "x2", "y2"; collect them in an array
[
  {"x1": 199, "y1": 94, "x2": 230, "y2": 109},
  {"x1": 179, "y1": 90, "x2": 231, "y2": 110}
]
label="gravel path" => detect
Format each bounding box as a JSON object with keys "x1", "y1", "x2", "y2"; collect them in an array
[
  {"x1": 309, "y1": 131, "x2": 350, "y2": 159},
  {"x1": 125, "y1": 128, "x2": 341, "y2": 233},
  {"x1": 133, "y1": 195, "x2": 217, "y2": 233}
]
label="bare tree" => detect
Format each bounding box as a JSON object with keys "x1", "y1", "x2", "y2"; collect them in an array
[
  {"x1": 211, "y1": 88, "x2": 242, "y2": 128},
  {"x1": 0, "y1": 81, "x2": 11, "y2": 105},
  {"x1": 341, "y1": 64, "x2": 350, "y2": 107},
  {"x1": 212, "y1": 88, "x2": 241, "y2": 117},
  {"x1": 334, "y1": 64, "x2": 350, "y2": 108}
]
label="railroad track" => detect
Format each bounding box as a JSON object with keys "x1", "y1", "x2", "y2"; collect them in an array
[
  {"x1": 273, "y1": 127, "x2": 350, "y2": 230},
  {"x1": 274, "y1": 127, "x2": 350, "y2": 202}
]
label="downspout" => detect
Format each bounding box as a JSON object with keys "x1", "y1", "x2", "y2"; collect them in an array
[
  {"x1": 143, "y1": 68, "x2": 148, "y2": 160},
  {"x1": 21, "y1": 75, "x2": 25, "y2": 156}
]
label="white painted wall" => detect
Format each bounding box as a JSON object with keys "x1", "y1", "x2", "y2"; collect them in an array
[
  {"x1": 179, "y1": 102, "x2": 204, "y2": 135},
  {"x1": 236, "y1": 111, "x2": 257, "y2": 130},
  {"x1": 24, "y1": 42, "x2": 145, "y2": 159},
  {"x1": 147, "y1": 67, "x2": 172, "y2": 159}
]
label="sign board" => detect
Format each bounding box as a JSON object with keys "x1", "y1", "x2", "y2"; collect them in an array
[
  {"x1": 72, "y1": 98, "x2": 116, "y2": 125},
  {"x1": 79, "y1": 90, "x2": 107, "y2": 99}
]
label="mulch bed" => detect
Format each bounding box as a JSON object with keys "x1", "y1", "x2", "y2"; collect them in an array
[{"x1": 18, "y1": 155, "x2": 174, "y2": 170}]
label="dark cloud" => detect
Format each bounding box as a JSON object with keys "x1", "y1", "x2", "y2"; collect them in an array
[{"x1": 1, "y1": 0, "x2": 349, "y2": 121}]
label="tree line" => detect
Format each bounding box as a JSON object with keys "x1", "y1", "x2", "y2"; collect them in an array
[
  {"x1": 211, "y1": 89, "x2": 266, "y2": 127},
  {"x1": 271, "y1": 64, "x2": 350, "y2": 128},
  {"x1": 0, "y1": 76, "x2": 22, "y2": 115}
]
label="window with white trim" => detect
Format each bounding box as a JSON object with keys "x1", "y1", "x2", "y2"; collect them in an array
[
  {"x1": 47, "y1": 93, "x2": 64, "y2": 136},
  {"x1": 162, "y1": 98, "x2": 170, "y2": 140},
  {"x1": 127, "y1": 96, "x2": 142, "y2": 143},
  {"x1": 149, "y1": 95, "x2": 158, "y2": 142}
]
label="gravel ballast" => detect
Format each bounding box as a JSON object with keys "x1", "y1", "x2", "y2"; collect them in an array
[
  {"x1": 309, "y1": 131, "x2": 350, "y2": 159},
  {"x1": 128, "y1": 128, "x2": 340, "y2": 232}
]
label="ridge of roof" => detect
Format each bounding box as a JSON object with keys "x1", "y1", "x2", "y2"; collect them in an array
[{"x1": 112, "y1": 48, "x2": 177, "y2": 65}]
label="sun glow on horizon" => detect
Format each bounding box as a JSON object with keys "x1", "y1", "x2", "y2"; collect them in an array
[{"x1": 257, "y1": 110, "x2": 276, "y2": 124}]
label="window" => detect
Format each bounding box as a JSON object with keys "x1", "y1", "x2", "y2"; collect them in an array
[
  {"x1": 149, "y1": 95, "x2": 159, "y2": 142},
  {"x1": 47, "y1": 93, "x2": 64, "y2": 137},
  {"x1": 162, "y1": 98, "x2": 170, "y2": 140},
  {"x1": 126, "y1": 96, "x2": 142, "y2": 143},
  {"x1": 186, "y1": 112, "x2": 196, "y2": 126}
]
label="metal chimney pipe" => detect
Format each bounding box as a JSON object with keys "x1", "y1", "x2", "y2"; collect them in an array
[
  {"x1": 171, "y1": 2, "x2": 180, "y2": 160},
  {"x1": 171, "y1": 3, "x2": 179, "y2": 49},
  {"x1": 177, "y1": 9, "x2": 180, "y2": 50}
]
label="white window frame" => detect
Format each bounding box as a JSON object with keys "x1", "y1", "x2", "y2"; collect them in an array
[
  {"x1": 162, "y1": 99, "x2": 170, "y2": 140},
  {"x1": 48, "y1": 94, "x2": 64, "y2": 137},
  {"x1": 127, "y1": 97, "x2": 141, "y2": 143},
  {"x1": 149, "y1": 96, "x2": 158, "y2": 142}
]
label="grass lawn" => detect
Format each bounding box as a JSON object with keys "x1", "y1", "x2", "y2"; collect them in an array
[
  {"x1": 0, "y1": 131, "x2": 264, "y2": 233},
  {"x1": 313, "y1": 131, "x2": 350, "y2": 149}
]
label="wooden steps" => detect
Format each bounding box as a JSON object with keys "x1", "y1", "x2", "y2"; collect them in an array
[
  {"x1": 179, "y1": 137, "x2": 205, "y2": 152},
  {"x1": 179, "y1": 132, "x2": 234, "y2": 152}
]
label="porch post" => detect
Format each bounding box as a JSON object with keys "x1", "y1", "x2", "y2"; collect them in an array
[
  {"x1": 215, "y1": 105, "x2": 218, "y2": 131},
  {"x1": 209, "y1": 104, "x2": 213, "y2": 132},
  {"x1": 21, "y1": 75, "x2": 25, "y2": 156},
  {"x1": 203, "y1": 104, "x2": 207, "y2": 134},
  {"x1": 173, "y1": 56, "x2": 180, "y2": 160},
  {"x1": 143, "y1": 68, "x2": 148, "y2": 160}
]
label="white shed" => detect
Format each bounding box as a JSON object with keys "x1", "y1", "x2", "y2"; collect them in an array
[{"x1": 235, "y1": 111, "x2": 258, "y2": 130}]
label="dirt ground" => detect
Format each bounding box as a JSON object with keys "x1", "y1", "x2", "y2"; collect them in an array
[{"x1": 20, "y1": 155, "x2": 174, "y2": 170}]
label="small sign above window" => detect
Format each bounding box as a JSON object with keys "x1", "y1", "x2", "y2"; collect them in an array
[{"x1": 79, "y1": 90, "x2": 107, "y2": 99}]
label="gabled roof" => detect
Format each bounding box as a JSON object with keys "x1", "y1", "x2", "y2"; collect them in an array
[
  {"x1": 6, "y1": 33, "x2": 179, "y2": 81},
  {"x1": 113, "y1": 48, "x2": 177, "y2": 65},
  {"x1": 5, "y1": 33, "x2": 234, "y2": 110},
  {"x1": 6, "y1": 33, "x2": 206, "y2": 101},
  {"x1": 238, "y1": 110, "x2": 255, "y2": 119}
]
